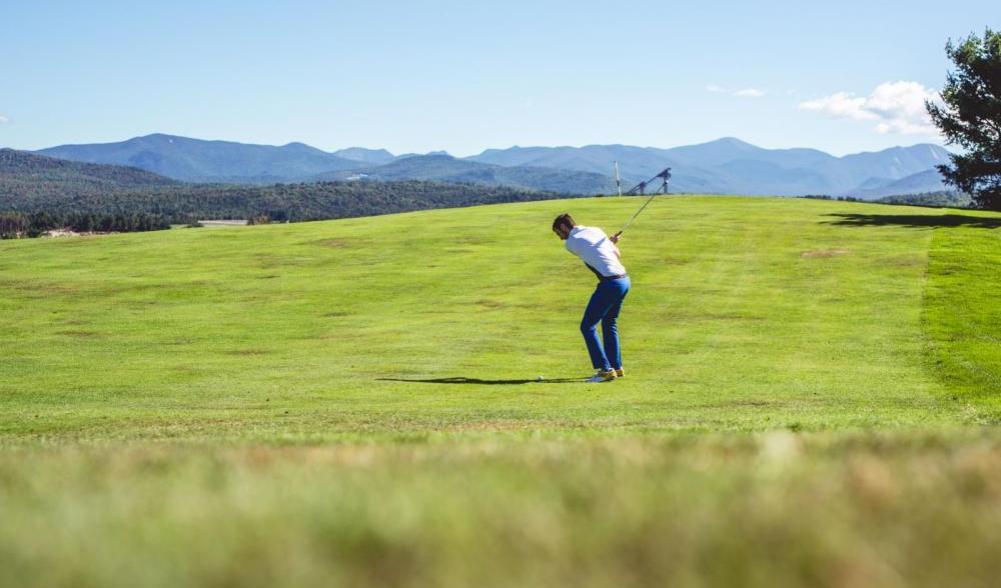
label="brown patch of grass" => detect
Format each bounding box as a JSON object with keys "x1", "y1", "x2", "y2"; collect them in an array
[
  {"x1": 884, "y1": 255, "x2": 926, "y2": 267},
  {"x1": 475, "y1": 299, "x2": 505, "y2": 309},
  {"x1": 454, "y1": 236, "x2": 486, "y2": 245},
  {"x1": 801, "y1": 248, "x2": 849, "y2": 258},
  {"x1": 224, "y1": 349, "x2": 271, "y2": 356},
  {"x1": 656, "y1": 310, "x2": 764, "y2": 322},
  {"x1": 255, "y1": 255, "x2": 309, "y2": 269},
  {"x1": 56, "y1": 330, "x2": 100, "y2": 338},
  {"x1": 0, "y1": 279, "x2": 81, "y2": 296},
  {"x1": 313, "y1": 238, "x2": 351, "y2": 248},
  {"x1": 731, "y1": 399, "x2": 775, "y2": 407}
]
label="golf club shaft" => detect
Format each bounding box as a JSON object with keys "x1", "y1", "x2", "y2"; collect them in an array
[{"x1": 614, "y1": 193, "x2": 658, "y2": 238}]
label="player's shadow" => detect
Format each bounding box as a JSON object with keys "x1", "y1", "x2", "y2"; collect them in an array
[
  {"x1": 377, "y1": 376, "x2": 582, "y2": 385},
  {"x1": 823, "y1": 213, "x2": 1001, "y2": 229}
]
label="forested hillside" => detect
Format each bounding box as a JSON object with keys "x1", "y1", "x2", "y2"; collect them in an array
[
  {"x1": 1, "y1": 149, "x2": 573, "y2": 224},
  {"x1": 0, "y1": 149, "x2": 176, "y2": 200},
  {"x1": 2, "y1": 176, "x2": 567, "y2": 223}
]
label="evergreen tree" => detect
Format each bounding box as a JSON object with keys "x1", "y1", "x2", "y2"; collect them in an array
[{"x1": 927, "y1": 28, "x2": 1001, "y2": 209}]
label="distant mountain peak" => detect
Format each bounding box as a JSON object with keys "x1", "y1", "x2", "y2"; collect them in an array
[
  {"x1": 715, "y1": 136, "x2": 753, "y2": 145},
  {"x1": 699, "y1": 137, "x2": 760, "y2": 150},
  {"x1": 281, "y1": 141, "x2": 327, "y2": 154},
  {"x1": 397, "y1": 150, "x2": 453, "y2": 160},
  {"x1": 137, "y1": 133, "x2": 185, "y2": 143},
  {"x1": 332, "y1": 147, "x2": 396, "y2": 166}
]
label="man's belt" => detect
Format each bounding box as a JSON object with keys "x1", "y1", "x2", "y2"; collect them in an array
[{"x1": 600, "y1": 273, "x2": 628, "y2": 282}]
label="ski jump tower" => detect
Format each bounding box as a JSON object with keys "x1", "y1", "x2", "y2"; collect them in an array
[{"x1": 625, "y1": 167, "x2": 672, "y2": 195}]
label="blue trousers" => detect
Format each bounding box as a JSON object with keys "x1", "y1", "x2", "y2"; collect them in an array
[{"x1": 580, "y1": 276, "x2": 630, "y2": 371}]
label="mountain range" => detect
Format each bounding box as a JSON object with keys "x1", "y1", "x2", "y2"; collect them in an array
[
  {"x1": 468, "y1": 139, "x2": 951, "y2": 197},
  {"x1": 34, "y1": 134, "x2": 952, "y2": 198},
  {"x1": 38, "y1": 134, "x2": 361, "y2": 184}
]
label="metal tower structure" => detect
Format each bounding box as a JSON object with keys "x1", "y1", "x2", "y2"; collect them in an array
[{"x1": 625, "y1": 167, "x2": 671, "y2": 195}]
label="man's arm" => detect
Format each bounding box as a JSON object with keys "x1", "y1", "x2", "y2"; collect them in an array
[{"x1": 609, "y1": 233, "x2": 622, "y2": 258}]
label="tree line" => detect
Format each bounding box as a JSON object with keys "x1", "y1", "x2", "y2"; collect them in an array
[
  {"x1": 1, "y1": 180, "x2": 566, "y2": 226},
  {"x1": 0, "y1": 211, "x2": 170, "y2": 239}
]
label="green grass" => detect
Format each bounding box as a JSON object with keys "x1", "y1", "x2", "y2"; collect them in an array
[
  {"x1": 1, "y1": 196, "x2": 1000, "y2": 586},
  {"x1": 923, "y1": 219, "x2": 1001, "y2": 414},
  {"x1": 1, "y1": 196, "x2": 991, "y2": 439}
]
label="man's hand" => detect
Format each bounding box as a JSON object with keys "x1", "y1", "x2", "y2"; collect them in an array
[{"x1": 610, "y1": 232, "x2": 622, "y2": 244}]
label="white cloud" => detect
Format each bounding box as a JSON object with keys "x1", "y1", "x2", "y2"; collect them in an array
[
  {"x1": 800, "y1": 92, "x2": 876, "y2": 121},
  {"x1": 0, "y1": 115, "x2": 9, "y2": 124},
  {"x1": 707, "y1": 85, "x2": 766, "y2": 98},
  {"x1": 799, "y1": 81, "x2": 941, "y2": 135}
]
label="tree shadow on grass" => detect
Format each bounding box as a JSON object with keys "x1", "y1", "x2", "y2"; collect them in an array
[
  {"x1": 823, "y1": 213, "x2": 1001, "y2": 229},
  {"x1": 377, "y1": 376, "x2": 583, "y2": 385}
]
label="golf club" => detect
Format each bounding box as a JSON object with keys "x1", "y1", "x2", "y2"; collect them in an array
[
  {"x1": 614, "y1": 167, "x2": 671, "y2": 239},
  {"x1": 613, "y1": 192, "x2": 658, "y2": 239}
]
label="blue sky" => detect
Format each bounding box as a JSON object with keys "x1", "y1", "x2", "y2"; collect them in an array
[{"x1": 1, "y1": 0, "x2": 995, "y2": 155}]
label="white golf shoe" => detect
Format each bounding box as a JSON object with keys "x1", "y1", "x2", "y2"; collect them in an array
[{"x1": 585, "y1": 369, "x2": 617, "y2": 383}]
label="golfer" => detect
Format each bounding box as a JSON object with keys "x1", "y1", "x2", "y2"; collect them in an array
[{"x1": 552, "y1": 213, "x2": 630, "y2": 383}]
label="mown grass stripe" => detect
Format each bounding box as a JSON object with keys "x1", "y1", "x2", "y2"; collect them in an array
[{"x1": 923, "y1": 219, "x2": 1001, "y2": 421}]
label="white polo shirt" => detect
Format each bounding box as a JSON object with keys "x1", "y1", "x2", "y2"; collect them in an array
[{"x1": 564, "y1": 225, "x2": 627, "y2": 278}]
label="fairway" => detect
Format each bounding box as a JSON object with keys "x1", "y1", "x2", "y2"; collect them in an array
[
  {"x1": 2, "y1": 196, "x2": 1001, "y2": 586},
  {"x1": 3, "y1": 196, "x2": 998, "y2": 439}
]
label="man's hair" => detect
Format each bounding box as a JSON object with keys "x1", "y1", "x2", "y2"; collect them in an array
[{"x1": 552, "y1": 213, "x2": 575, "y2": 232}]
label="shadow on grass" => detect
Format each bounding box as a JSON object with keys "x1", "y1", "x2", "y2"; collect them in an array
[
  {"x1": 823, "y1": 213, "x2": 1001, "y2": 229},
  {"x1": 378, "y1": 376, "x2": 583, "y2": 385}
]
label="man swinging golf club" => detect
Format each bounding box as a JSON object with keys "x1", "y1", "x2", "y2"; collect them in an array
[{"x1": 553, "y1": 213, "x2": 630, "y2": 383}]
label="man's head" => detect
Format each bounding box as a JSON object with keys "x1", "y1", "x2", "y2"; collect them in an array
[{"x1": 552, "y1": 213, "x2": 576, "y2": 240}]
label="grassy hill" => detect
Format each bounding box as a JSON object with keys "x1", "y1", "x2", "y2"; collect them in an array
[{"x1": 1, "y1": 196, "x2": 1000, "y2": 586}]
